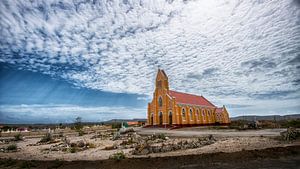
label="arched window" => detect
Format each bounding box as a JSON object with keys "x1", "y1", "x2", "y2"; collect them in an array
[
  {"x1": 182, "y1": 108, "x2": 186, "y2": 119},
  {"x1": 202, "y1": 109, "x2": 206, "y2": 121},
  {"x1": 189, "y1": 108, "x2": 193, "y2": 120},
  {"x1": 158, "y1": 97, "x2": 162, "y2": 107},
  {"x1": 196, "y1": 109, "x2": 199, "y2": 120}
]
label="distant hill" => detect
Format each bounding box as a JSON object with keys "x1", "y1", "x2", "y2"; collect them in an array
[
  {"x1": 102, "y1": 118, "x2": 147, "y2": 124},
  {"x1": 231, "y1": 114, "x2": 300, "y2": 121}
]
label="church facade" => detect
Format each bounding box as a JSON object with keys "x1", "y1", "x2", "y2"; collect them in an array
[{"x1": 147, "y1": 69, "x2": 230, "y2": 126}]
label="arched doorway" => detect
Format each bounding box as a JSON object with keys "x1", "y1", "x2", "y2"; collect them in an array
[
  {"x1": 169, "y1": 112, "x2": 172, "y2": 125},
  {"x1": 150, "y1": 113, "x2": 153, "y2": 125},
  {"x1": 159, "y1": 112, "x2": 163, "y2": 125}
]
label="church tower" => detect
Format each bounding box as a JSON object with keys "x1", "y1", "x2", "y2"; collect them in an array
[{"x1": 155, "y1": 69, "x2": 169, "y2": 91}]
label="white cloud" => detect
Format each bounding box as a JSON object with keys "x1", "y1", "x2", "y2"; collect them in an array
[{"x1": 0, "y1": 0, "x2": 299, "y2": 116}]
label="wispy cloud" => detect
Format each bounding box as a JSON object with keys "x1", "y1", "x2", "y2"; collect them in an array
[{"x1": 0, "y1": 0, "x2": 299, "y2": 116}]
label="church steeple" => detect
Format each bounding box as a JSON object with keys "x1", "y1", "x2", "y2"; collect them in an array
[{"x1": 155, "y1": 69, "x2": 169, "y2": 91}]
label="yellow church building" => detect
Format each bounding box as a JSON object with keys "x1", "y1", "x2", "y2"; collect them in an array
[{"x1": 147, "y1": 69, "x2": 230, "y2": 127}]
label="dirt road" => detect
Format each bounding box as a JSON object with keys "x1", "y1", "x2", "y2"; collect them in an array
[{"x1": 136, "y1": 128, "x2": 286, "y2": 138}]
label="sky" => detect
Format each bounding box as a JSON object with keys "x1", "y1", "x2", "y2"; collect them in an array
[{"x1": 0, "y1": 0, "x2": 300, "y2": 123}]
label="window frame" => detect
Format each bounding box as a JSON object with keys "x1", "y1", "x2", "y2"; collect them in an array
[
  {"x1": 182, "y1": 108, "x2": 186, "y2": 120},
  {"x1": 189, "y1": 108, "x2": 193, "y2": 120},
  {"x1": 158, "y1": 96, "x2": 163, "y2": 107}
]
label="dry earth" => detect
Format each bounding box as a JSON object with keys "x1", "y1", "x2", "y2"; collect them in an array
[{"x1": 0, "y1": 128, "x2": 298, "y2": 161}]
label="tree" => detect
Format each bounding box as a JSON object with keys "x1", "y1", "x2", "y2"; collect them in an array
[{"x1": 74, "y1": 117, "x2": 83, "y2": 130}]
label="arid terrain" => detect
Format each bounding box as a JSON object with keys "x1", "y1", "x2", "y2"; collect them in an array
[{"x1": 0, "y1": 126, "x2": 299, "y2": 169}]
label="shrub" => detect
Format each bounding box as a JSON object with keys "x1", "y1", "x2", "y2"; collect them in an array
[
  {"x1": 7, "y1": 144, "x2": 17, "y2": 151},
  {"x1": 78, "y1": 130, "x2": 84, "y2": 136},
  {"x1": 14, "y1": 133, "x2": 23, "y2": 141},
  {"x1": 158, "y1": 133, "x2": 166, "y2": 140},
  {"x1": 109, "y1": 151, "x2": 126, "y2": 161},
  {"x1": 40, "y1": 132, "x2": 53, "y2": 143},
  {"x1": 74, "y1": 117, "x2": 83, "y2": 130},
  {"x1": 69, "y1": 147, "x2": 77, "y2": 153},
  {"x1": 281, "y1": 120, "x2": 300, "y2": 128},
  {"x1": 111, "y1": 123, "x2": 122, "y2": 129}
]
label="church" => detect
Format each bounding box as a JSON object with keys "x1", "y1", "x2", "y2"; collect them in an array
[{"x1": 147, "y1": 69, "x2": 230, "y2": 127}]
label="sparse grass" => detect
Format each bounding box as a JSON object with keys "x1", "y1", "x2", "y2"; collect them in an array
[
  {"x1": 7, "y1": 144, "x2": 17, "y2": 151},
  {"x1": 109, "y1": 151, "x2": 126, "y2": 161}
]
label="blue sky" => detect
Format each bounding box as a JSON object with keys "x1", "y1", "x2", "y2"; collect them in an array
[{"x1": 0, "y1": 0, "x2": 300, "y2": 123}]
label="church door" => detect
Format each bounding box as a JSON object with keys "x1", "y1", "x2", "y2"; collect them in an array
[
  {"x1": 159, "y1": 112, "x2": 163, "y2": 125},
  {"x1": 169, "y1": 112, "x2": 172, "y2": 125}
]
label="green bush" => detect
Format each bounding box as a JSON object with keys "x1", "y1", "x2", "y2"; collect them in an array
[
  {"x1": 109, "y1": 151, "x2": 126, "y2": 161},
  {"x1": 78, "y1": 130, "x2": 84, "y2": 136},
  {"x1": 74, "y1": 117, "x2": 83, "y2": 130},
  {"x1": 111, "y1": 123, "x2": 122, "y2": 129},
  {"x1": 7, "y1": 144, "x2": 17, "y2": 151},
  {"x1": 69, "y1": 147, "x2": 77, "y2": 153},
  {"x1": 40, "y1": 133, "x2": 53, "y2": 143},
  {"x1": 158, "y1": 133, "x2": 166, "y2": 140},
  {"x1": 14, "y1": 133, "x2": 23, "y2": 141},
  {"x1": 282, "y1": 120, "x2": 300, "y2": 128}
]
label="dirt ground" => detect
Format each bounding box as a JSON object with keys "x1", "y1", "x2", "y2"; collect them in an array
[
  {"x1": 0, "y1": 127, "x2": 299, "y2": 169},
  {"x1": 1, "y1": 145, "x2": 299, "y2": 169},
  {"x1": 0, "y1": 128, "x2": 293, "y2": 161}
]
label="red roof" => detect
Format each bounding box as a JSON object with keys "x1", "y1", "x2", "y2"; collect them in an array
[{"x1": 169, "y1": 90, "x2": 215, "y2": 107}]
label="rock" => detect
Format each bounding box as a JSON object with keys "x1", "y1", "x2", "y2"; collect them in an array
[{"x1": 140, "y1": 148, "x2": 150, "y2": 155}]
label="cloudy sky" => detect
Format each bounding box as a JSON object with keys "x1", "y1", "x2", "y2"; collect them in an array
[{"x1": 0, "y1": 0, "x2": 299, "y2": 123}]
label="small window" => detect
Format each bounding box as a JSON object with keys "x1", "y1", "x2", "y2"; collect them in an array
[
  {"x1": 182, "y1": 108, "x2": 186, "y2": 119},
  {"x1": 158, "y1": 97, "x2": 162, "y2": 107},
  {"x1": 189, "y1": 109, "x2": 193, "y2": 120},
  {"x1": 196, "y1": 109, "x2": 199, "y2": 120},
  {"x1": 202, "y1": 110, "x2": 206, "y2": 121}
]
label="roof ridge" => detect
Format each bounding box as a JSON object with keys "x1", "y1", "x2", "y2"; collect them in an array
[{"x1": 169, "y1": 90, "x2": 202, "y2": 97}]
